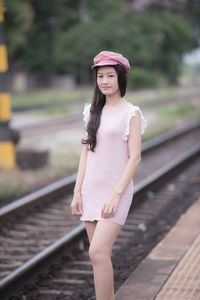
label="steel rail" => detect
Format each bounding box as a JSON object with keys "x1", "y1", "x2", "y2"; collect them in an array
[
  {"x1": 0, "y1": 119, "x2": 200, "y2": 221},
  {"x1": 0, "y1": 142, "x2": 200, "y2": 292}
]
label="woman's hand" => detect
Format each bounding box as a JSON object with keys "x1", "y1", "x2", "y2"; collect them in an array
[
  {"x1": 70, "y1": 191, "x2": 83, "y2": 216},
  {"x1": 101, "y1": 191, "x2": 121, "y2": 218}
]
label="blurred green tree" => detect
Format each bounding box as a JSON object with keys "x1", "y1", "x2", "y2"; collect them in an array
[
  {"x1": 4, "y1": 0, "x2": 196, "y2": 86},
  {"x1": 19, "y1": 0, "x2": 58, "y2": 76},
  {"x1": 4, "y1": 0, "x2": 33, "y2": 58}
]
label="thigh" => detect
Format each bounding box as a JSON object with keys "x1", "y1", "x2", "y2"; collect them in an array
[
  {"x1": 90, "y1": 220, "x2": 122, "y2": 255},
  {"x1": 85, "y1": 221, "x2": 97, "y2": 243}
]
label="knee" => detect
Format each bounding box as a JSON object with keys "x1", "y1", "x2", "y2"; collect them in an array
[
  {"x1": 89, "y1": 245, "x2": 108, "y2": 265},
  {"x1": 89, "y1": 245, "x2": 102, "y2": 264}
]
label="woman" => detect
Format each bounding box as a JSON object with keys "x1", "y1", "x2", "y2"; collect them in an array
[{"x1": 70, "y1": 50, "x2": 147, "y2": 300}]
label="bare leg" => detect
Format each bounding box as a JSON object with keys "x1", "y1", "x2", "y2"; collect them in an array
[
  {"x1": 89, "y1": 220, "x2": 122, "y2": 300},
  {"x1": 85, "y1": 220, "x2": 97, "y2": 243}
]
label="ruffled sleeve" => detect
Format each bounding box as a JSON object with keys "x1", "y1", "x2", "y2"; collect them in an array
[
  {"x1": 82, "y1": 102, "x2": 91, "y2": 130},
  {"x1": 123, "y1": 105, "x2": 147, "y2": 140}
]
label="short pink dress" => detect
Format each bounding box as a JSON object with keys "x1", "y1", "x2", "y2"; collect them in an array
[{"x1": 80, "y1": 101, "x2": 147, "y2": 225}]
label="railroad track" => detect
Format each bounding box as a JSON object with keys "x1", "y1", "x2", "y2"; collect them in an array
[
  {"x1": 12, "y1": 87, "x2": 200, "y2": 113},
  {"x1": 13, "y1": 92, "x2": 200, "y2": 138},
  {"x1": 0, "y1": 119, "x2": 200, "y2": 299}
]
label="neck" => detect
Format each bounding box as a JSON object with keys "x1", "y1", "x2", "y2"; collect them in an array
[{"x1": 105, "y1": 91, "x2": 123, "y2": 106}]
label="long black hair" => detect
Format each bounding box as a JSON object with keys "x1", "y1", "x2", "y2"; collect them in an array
[{"x1": 81, "y1": 64, "x2": 128, "y2": 152}]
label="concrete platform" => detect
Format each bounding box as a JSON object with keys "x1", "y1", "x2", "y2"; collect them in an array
[{"x1": 115, "y1": 197, "x2": 200, "y2": 300}]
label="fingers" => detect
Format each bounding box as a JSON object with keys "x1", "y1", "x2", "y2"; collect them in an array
[
  {"x1": 78, "y1": 201, "x2": 83, "y2": 215},
  {"x1": 71, "y1": 201, "x2": 82, "y2": 216},
  {"x1": 101, "y1": 203, "x2": 106, "y2": 218},
  {"x1": 101, "y1": 203, "x2": 116, "y2": 218}
]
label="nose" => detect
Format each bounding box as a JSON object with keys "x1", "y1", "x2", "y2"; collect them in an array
[{"x1": 102, "y1": 77, "x2": 108, "y2": 84}]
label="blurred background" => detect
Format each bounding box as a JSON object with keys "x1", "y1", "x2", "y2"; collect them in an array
[{"x1": 0, "y1": 0, "x2": 200, "y2": 205}]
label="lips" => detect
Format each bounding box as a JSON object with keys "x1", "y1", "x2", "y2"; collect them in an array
[{"x1": 102, "y1": 87, "x2": 111, "y2": 89}]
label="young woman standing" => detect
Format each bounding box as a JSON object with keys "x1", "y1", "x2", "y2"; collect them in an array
[{"x1": 70, "y1": 50, "x2": 147, "y2": 300}]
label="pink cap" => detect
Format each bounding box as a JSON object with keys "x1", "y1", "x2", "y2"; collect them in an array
[{"x1": 91, "y1": 51, "x2": 130, "y2": 73}]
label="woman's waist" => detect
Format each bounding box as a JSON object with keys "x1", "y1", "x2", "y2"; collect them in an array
[{"x1": 81, "y1": 178, "x2": 134, "y2": 194}]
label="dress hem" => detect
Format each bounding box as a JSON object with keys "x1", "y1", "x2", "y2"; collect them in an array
[{"x1": 80, "y1": 217, "x2": 124, "y2": 226}]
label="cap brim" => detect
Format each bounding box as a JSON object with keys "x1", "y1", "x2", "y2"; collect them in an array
[{"x1": 91, "y1": 61, "x2": 118, "y2": 70}]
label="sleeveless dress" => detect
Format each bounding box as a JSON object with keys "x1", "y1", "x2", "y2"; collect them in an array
[{"x1": 80, "y1": 101, "x2": 147, "y2": 225}]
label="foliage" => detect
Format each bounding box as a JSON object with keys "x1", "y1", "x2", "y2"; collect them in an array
[
  {"x1": 3, "y1": 0, "x2": 196, "y2": 86},
  {"x1": 4, "y1": 0, "x2": 34, "y2": 58},
  {"x1": 128, "y1": 67, "x2": 159, "y2": 89},
  {"x1": 0, "y1": 179, "x2": 27, "y2": 202}
]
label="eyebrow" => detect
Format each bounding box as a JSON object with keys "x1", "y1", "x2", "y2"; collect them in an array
[{"x1": 97, "y1": 72, "x2": 115, "y2": 75}]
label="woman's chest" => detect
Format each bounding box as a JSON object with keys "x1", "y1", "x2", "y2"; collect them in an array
[{"x1": 97, "y1": 112, "x2": 126, "y2": 139}]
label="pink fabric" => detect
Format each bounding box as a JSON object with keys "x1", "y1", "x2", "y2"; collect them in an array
[
  {"x1": 91, "y1": 51, "x2": 131, "y2": 73},
  {"x1": 80, "y1": 101, "x2": 147, "y2": 225}
]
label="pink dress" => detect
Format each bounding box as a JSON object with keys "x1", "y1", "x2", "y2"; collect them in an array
[{"x1": 80, "y1": 101, "x2": 147, "y2": 225}]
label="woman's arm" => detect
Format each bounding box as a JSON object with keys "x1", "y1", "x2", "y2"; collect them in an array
[
  {"x1": 102, "y1": 110, "x2": 142, "y2": 218},
  {"x1": 73, "y1": 133, "x2": 89, "y2": 193},
  {"x1": 71, "y1": 133, "x2": 89, "y2": 215},
  {"x1": 113, "y1": 109, "x2": 142, "y2": 196}
]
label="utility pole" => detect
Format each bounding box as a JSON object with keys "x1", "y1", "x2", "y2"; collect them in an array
[{"x1": 0, "y1": 0, "x2": 20, "y2": 169}]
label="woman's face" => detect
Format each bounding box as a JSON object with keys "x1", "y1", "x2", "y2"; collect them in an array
[{"x1": 96, "y1": 66, "x2": 120, "y2": 96}]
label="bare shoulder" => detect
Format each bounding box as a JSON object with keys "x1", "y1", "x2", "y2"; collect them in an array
[
  {"x1": 129, "y1": 109, "x2": 141, "y2": 131},
  {"x1": 82, "y1": 132, "x2": 89, "y2": 151}
]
